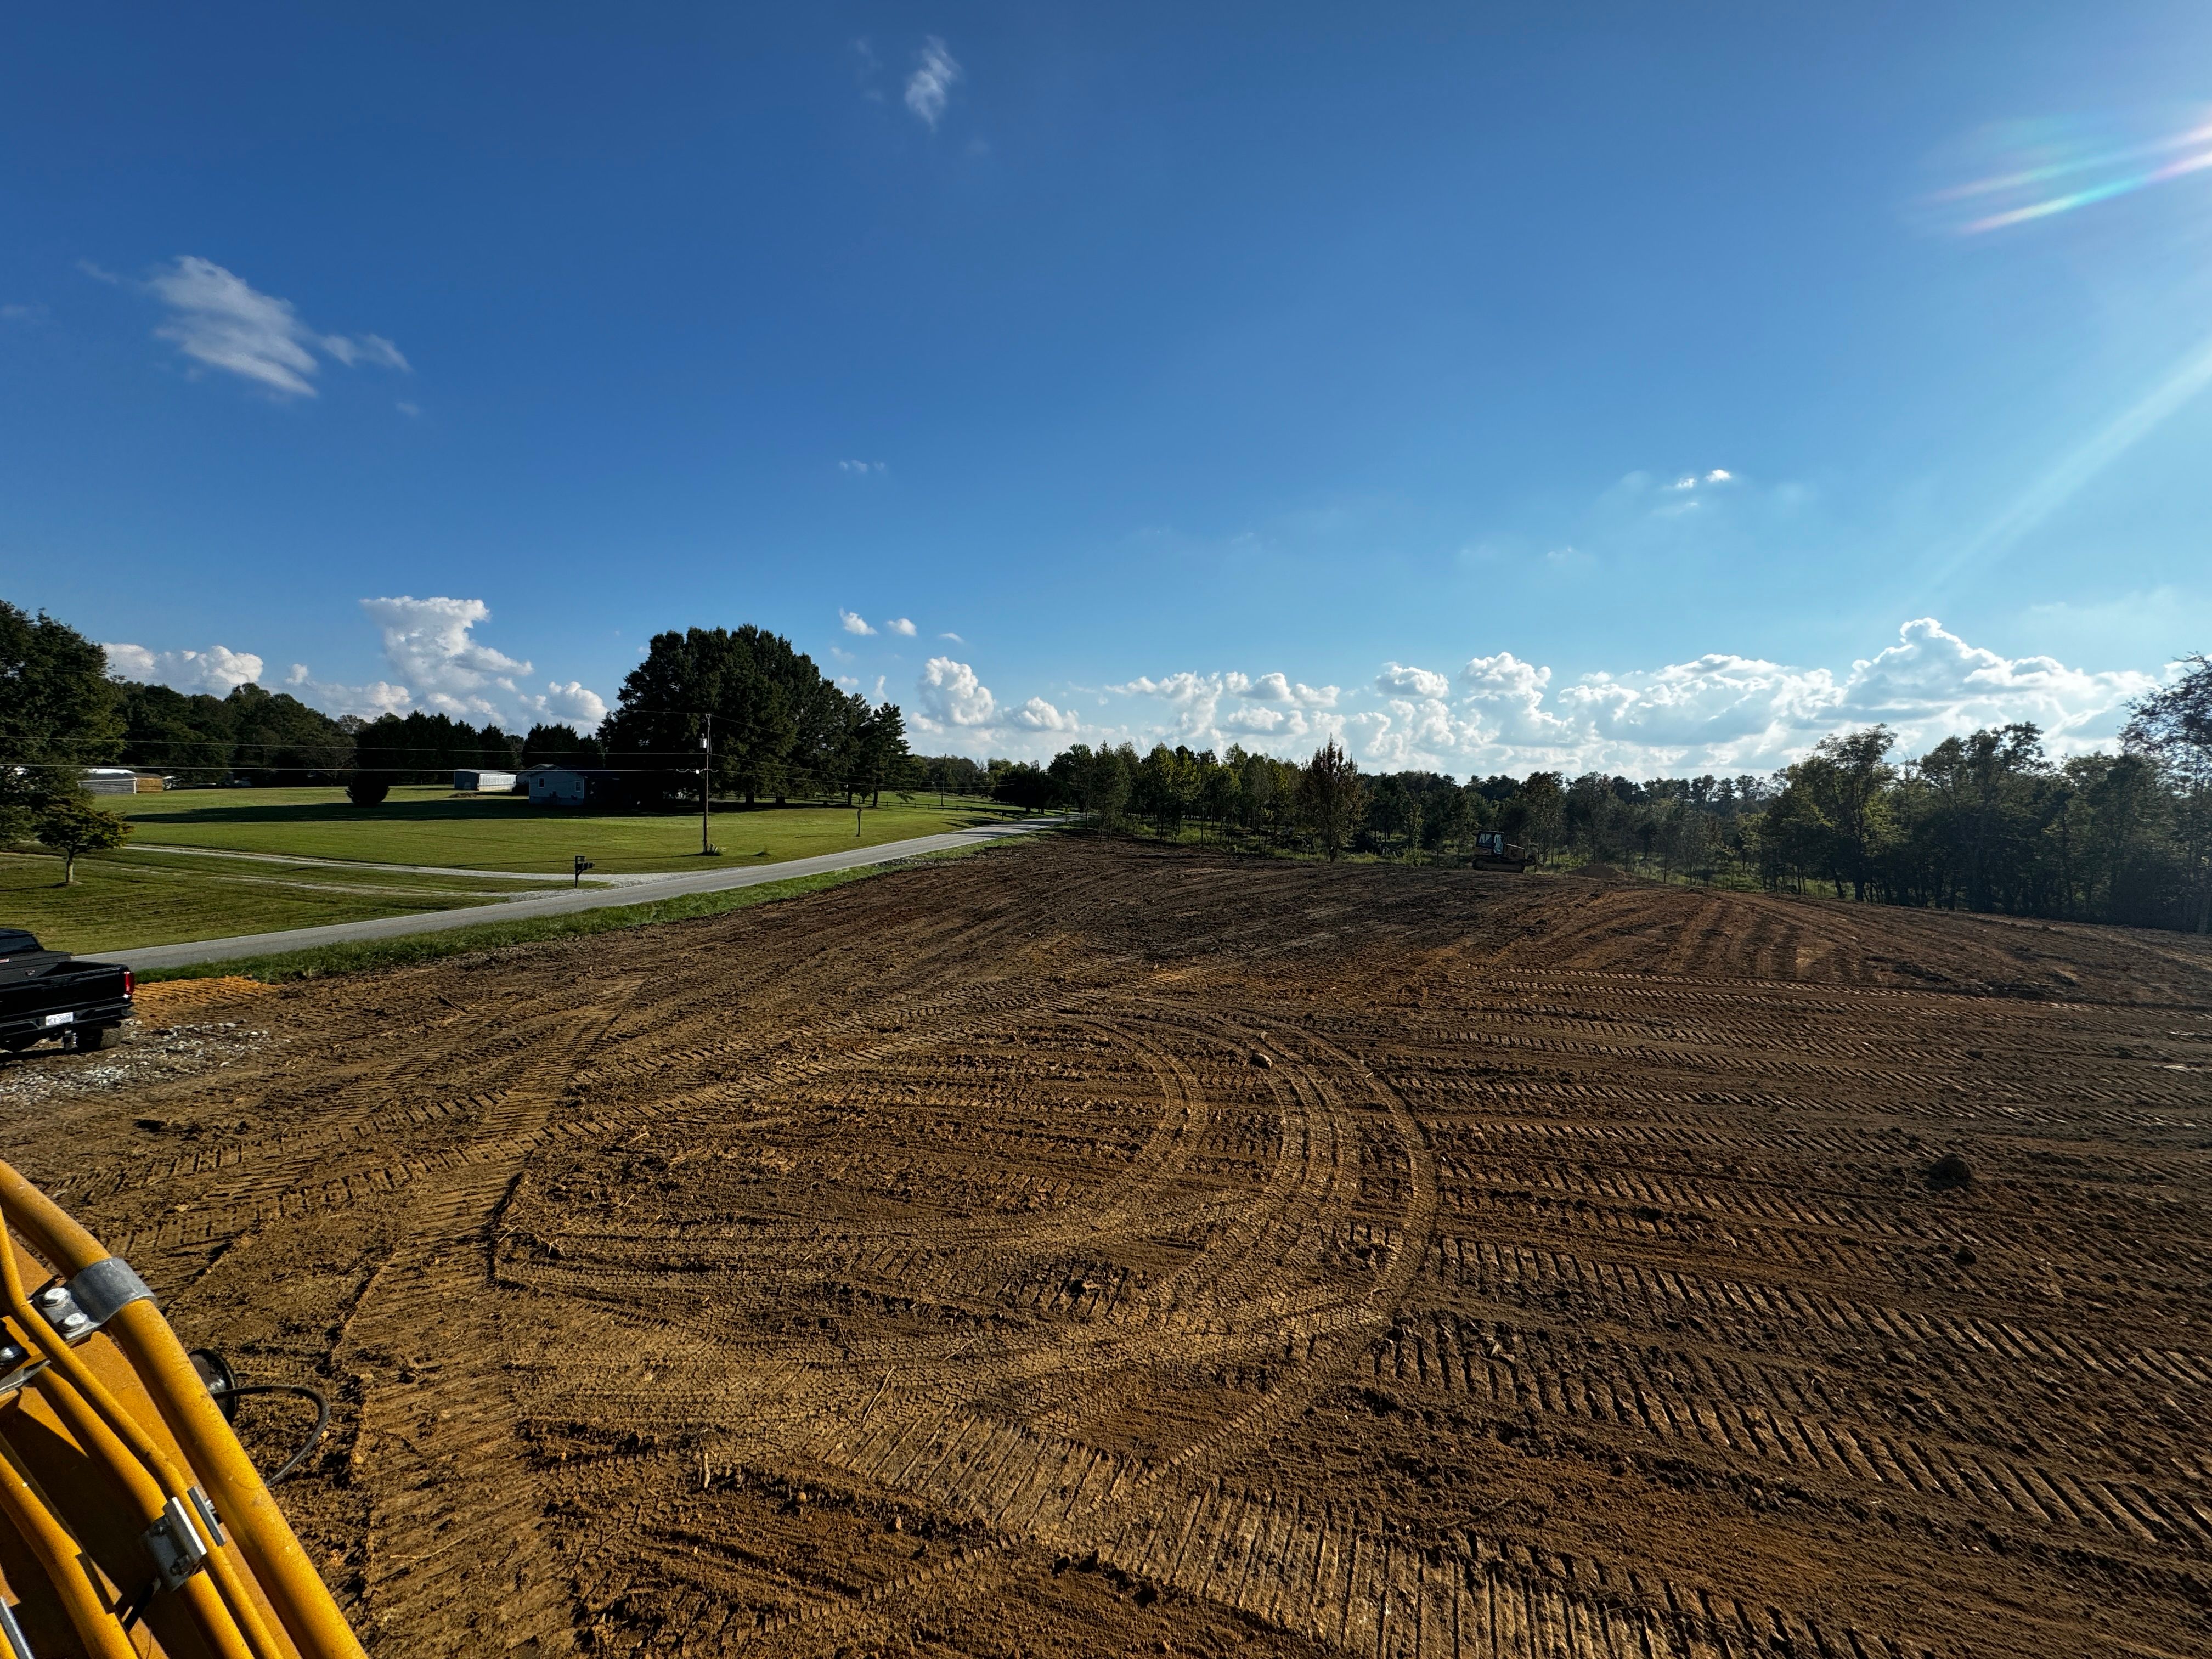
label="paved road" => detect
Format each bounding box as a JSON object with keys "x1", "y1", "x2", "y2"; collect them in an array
[
  {"x1": 108, "y1": 819, "x2": 1060, "y2": 972},
  {"x1": 131, "y1": 843, "x2": 625, "y2": 883}
]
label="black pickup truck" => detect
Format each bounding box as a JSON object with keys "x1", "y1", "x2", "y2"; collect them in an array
[{"x1": 0, "y1": 929, "x2": 133, "y2": 1054}]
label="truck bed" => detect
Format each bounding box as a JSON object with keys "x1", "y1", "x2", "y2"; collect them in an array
[{"x1": 0, "y1": 928, "x2": 134, "y2": 1051}]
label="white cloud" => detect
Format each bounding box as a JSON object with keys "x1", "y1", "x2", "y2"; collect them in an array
[
  {"x1": 840, "y1": 610, "x2": 877, "y2": 635},
  {"x1": 798, "y1": 618, "x2": 2160, "y2": 774},
  {"x1": 396, "y1": 400, "x2": 421, "y2": 417},
  {"x1": 1, "y1": 303, "x2": 48, "y2": 324},
  {"x1": 143, "y1": 257, "x2": 409, "y2": 398},
  {"x1": 359, "y1": 596, "x2": 531, "y2": 724},
  {"x1": 524, "y1": 680, "x2": 608, "y2": 730},
  {"x1": 905, "y1": 37, "x2": 961, "y2": 128},
  {"x1": 1375, "y1": 662, "x2": 1451, "y2": 701},
  {"x1": 1705, "y1": 469, "x2": 1732, "y2": 483},
  {"x1": 1107, "y1": 672, "x2": 1343, "y2": 752},
  {"x1": 887, "y1": 617, "x2": 917, "y2": 636},
  {"x1": 1011, "y1": 696, "x2": 1078, "y2": 732},
  {"x1": 284, "y1": 664, "x2": 410, "y2": 720},
  {"x1": 112, "y1": 601, "x2": 605, "y2": 731},
  {"x1": 913, "y1": 656, "x2": 996, "y2": 727},
  {"x1": 939, "y1": 631, "x2": 964, "y2": 643},
  {"x1": 103, "y1": 642, "x2": 264, "y2": 695},
  {"x1": 1347, "y1": 619, "x2": 2154, "y2": 776},
  {"x1": 839, "y1": 459, "x2": 885, "y2": 475}
]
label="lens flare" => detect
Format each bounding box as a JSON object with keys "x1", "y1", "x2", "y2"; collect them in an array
[{"x1": 1928, "y1": 110, "x2": 2212, "y2": 235}]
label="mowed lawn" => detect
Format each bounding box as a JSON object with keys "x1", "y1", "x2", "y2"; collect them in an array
[
  {"x1": 112, "y1": 787, "x2": 1015, "y2": 874},
  {"x1": 0, "y1": 848, "x2": 554, "y2": 955}
]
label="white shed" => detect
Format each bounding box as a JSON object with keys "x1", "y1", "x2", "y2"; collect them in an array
[{"x1": 80, "y1": 768, "x2": 142, "y2": 797}]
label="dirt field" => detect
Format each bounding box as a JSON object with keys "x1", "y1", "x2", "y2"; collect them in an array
[{"x1": 9, "y1": 838, "x2": 2211, "y2": 1658}]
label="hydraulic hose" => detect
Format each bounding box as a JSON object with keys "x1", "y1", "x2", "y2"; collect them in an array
[
  {"x1": 0, "y1": 1432, "x2": 140, "y2": 1659},
  {"x1": 0, "y1": 1158, "x2": 357, "y2": 1658},
  {"x1": 0, "y1": 1231, "x2": 269, "y2": 1659}
]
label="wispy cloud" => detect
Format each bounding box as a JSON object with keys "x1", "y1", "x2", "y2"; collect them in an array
[
  {"x1": 140, "y1": 256, "x2": 409, "y2": 398},
  {"x1": 0, "y1": 303, "x2": 49, "y2": 325},
  {"x1": 905, "y1": 37, "x2": 961, "y2": 128},
  {"x1": 840, "y1": 609, "x2": 877, "y2": 636},
  {"x1": 839, "y1": 459, "x2": 885, "y2": 475},
  {"x1": 852, "y1": 36, "x2": 884, "y2": 102}
]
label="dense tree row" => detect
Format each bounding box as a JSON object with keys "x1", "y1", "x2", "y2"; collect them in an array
[
  {"x1": 1006, "y1": 656, "x2": 2212, "y2": 933},
  {"x1": 117, "y1": 680, "x2": 357, "y2": 785},
  {"x1": 1753, "y1": 680, "x2": 2211, "y2": 930}
]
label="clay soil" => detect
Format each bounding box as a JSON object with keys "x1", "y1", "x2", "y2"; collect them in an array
[{"x1": 9, "y1": 837, "x2": 2212, "y2": 1659}]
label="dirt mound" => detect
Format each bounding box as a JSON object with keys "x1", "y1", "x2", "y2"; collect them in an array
[{"x1": 9, "y1": 838, "x2": 2207, "y2": 1659}]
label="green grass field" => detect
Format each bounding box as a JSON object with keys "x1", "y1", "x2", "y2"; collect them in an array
[
  {"x1": 112, "y1": 786, "x2": 1012, "y2": 874},
  {"x1": 2, "y1": 787, "x2": 1022, "y2": 953},
  {"x1": 0, "y1": 847, "x2": 555, "y2": 954}
]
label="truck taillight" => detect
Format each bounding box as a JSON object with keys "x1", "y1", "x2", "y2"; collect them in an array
[{"x1": 123, "y1": 970, "x2": 134, "y2": 996}]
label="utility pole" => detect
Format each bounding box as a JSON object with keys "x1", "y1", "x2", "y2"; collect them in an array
[{"x1": 700, "y1": 713, "x2": 712, "y2": 855}]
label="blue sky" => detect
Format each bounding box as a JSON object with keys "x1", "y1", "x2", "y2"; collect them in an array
[{"x1": 5, "y1": 3, "x2": 2210, "y2": 773}]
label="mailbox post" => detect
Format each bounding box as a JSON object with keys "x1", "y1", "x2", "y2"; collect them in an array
[{"x1": 573, "y1": 854, "x2": 595, "y2": 889}]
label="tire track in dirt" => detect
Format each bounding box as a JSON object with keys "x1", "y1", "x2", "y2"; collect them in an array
[{"x1": 14, "y1": 839, "x2": 2208, "y2": 1659}]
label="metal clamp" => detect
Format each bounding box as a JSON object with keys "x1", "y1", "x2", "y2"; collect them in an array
[
  {"x1": 71, "y1": 1256, "x2": 156, "y2": 1324},
  {"x1": 142, "y1": 1487, "x2": 224, "y2": 1590},
  {"x1": 31, "y1": 1256, "x2": 154, "y2": 1345}
]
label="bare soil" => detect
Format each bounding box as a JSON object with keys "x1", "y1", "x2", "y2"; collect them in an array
[{"x1": 10, "y1": 838, "x2": 2211, "y2": 1659}]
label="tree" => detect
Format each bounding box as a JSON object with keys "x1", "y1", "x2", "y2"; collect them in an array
[
  {"x1": 2125, "y1": 656, "x2": 2212, "y2": 932},
  {"x1": 34, "y1": 793, "x2": 132, "y2": 885},
  {"x1": 1515, "y1": 773, "x2": 1565, "y2": 865},
  {"x1": 600, "y1": 624, "x2": 854, "y2": 805},
  {"x1": 1297, "y1": 739, "x2": 1364, "y2": 860},
  {"x1": 347, "y1": 773, "x2": 393, "y2": 806},
  {"x1": 1133, "y1": 744, "x2": 1200, "y2": 836},
  {"x1": 991, "y1": 761, "x2": 1053, "y2": 812},
  {"x1": 521, "y1": 723, "x2": 607, "y2": 771},
  {"x1": 0, "y1": 602, "x2": 123, "y2": 817},
  {"x1": 1780, "y1": 726, "x2": 1898, "y2": 901},
  {"x1": 846, "y1": 703, "x2": 911, "y2": 805}
]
